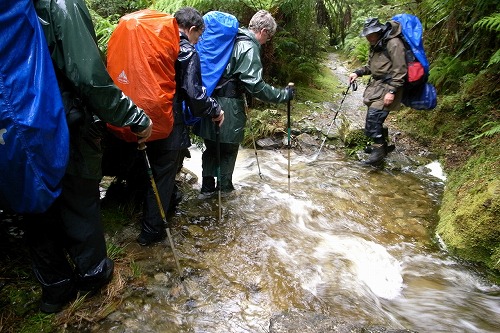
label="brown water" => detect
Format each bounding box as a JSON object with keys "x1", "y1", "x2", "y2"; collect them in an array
[{"x1": 98, "y1": 147, "x2": 500, "y2": 333}]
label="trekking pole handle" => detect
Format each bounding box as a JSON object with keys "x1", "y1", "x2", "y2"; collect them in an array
[
  {"x1": 138, "y1": 142, "x2": 147, "y2": 151},
  {"x1": 351, "y1": 80, "x2": 358, "y2": 92},
  {"x1": 287, "y1": 82, "x2": 295, "y2": 97}
]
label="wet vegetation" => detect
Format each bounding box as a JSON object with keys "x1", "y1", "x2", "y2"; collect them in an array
[{"x1": 1, "y1": 0, "x2": 498, "y2": 331}]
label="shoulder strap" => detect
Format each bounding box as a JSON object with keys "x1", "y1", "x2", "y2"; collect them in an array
[
  {"x1": 214, "y1": 34, "x2": 251, "y2": 92},
  {"x1": 235, "y1": 35, "x2": 252, "y2": 43}
]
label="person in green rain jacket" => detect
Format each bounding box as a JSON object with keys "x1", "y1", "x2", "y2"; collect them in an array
[
  {"x1": 194, "y1": 10, "x2": 293, "y2": 195},
  {"x1": 23, "y1": 0, "x2": 152, "y2": 314}
]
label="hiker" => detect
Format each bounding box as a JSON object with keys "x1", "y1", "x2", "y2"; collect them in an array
[
  {"x1": 22, "y1": 0, "x2": 153, "y2": 314},
  {"x1": 194, "y1": 10, "x2": 293, "y2": 196},
  {"x1": 348, "y1": 17, "x2": 406, "y2": 166},
  {"x1": 136, "y1": 6, "x2": 225, "y2": 246}
]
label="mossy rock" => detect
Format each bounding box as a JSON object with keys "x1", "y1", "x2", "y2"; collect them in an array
[
  {"x1": 343, "y1": 128, "x2": 368, "y2": 148},
  {"x1": 437, "y1": 149, "x2": 500, "y2": 273}
]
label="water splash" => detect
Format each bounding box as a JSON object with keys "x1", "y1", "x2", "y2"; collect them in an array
[
  {"x1": 262, "y1": 192, "x2": 404, "y2": 300},
  {"x1": 315, "y1": 234, "x2": 403, "y2": 299},
  {"x1": 424, "y1": 160, "x2": 446, "y2": 181}
]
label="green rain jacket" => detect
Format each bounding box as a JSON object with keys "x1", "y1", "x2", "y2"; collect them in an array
[
  {"x1": 194, "y1": 28, "x2": 289, "y2": 144},
  {"x1": 34, "y1": 0, "x2": 151, "y2": 180},
  {"x1": 354, "y1": 21, "x2": 406, "y2": 111}
]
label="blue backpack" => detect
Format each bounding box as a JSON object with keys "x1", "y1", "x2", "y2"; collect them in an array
[
  {"x1": 183, "y1": 11, "x2": 239, "y2": 126},
  {"x1": 0, "y1": 0, "x2": 69, "y2": 213},
  {"x1": 392, "y1": 14, "x2": 437, "y2": 110}
]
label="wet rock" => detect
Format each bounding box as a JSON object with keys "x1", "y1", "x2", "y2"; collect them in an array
[
  {"x1": 257, "y1": 137, "x2": 281, "y2": 149},
  {"x1": 154, "y1": 272, "x2": 171, "y2": 284},
  {"x1": 269, "y1": 311, "x2": 418, "y2": 333},
  {"x1": 296, "y1": 133, "x2": 319, "y2": 148},
  {"x1": 177, "y1": 167, "x2": 198, "y2": 185},
  {"x1": 187, "y1": 225, "x2": 205, "y2": 237},
  {"x1": 321, "y1": 127, "x2": 339, "y2": 140}
]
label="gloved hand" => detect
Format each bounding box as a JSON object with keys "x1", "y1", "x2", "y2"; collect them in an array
[{"x1": 285, "y1": 84, "x2": 295, "y2": 101}]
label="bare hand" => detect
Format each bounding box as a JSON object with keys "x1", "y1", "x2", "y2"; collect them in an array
[
  {"x1": 212, "y1": 110, "x2": 224, "y2": 126},
  {"x1": 383, "y1": 92, "x2": 395, "y2": 106},
  {"x1": 349, "y1": 73, "x2": 358, "y2": 83}
]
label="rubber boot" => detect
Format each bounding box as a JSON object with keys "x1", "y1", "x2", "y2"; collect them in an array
[
  {"x1": 364, "y1": 143, "x2": 395, "y2": 154},
  {"x1": 363, "y1": 142, "x2": 387, "y2": 166},
  {"x1": 365, "y1": 127, "x2": 393, "y2": 153},
  {"x1": 35, "y1": 271, "x2": 77, "y2": 314},
  {"x1": 76, "y1": 257, "x2": 114, "y2": 296},
  {"x1": 220, "y1": 177, "x2": 235, "y2": 193},
  {"x1": 199, "y1": 176, "x2": 216, "y2": 198}
]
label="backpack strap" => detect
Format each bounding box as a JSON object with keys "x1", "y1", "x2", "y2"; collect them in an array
[
  {"x1": 235, "y1": 35, "x2": 252, "y2": 43},
  {"x1": 213, "y1": 34, "x2": 252, "y2": 98}
]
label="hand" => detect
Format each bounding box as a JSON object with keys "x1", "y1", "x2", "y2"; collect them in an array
[
  {"x1": 212, "y1": 110, "x2": 224, "y2": 126},
  {"x1": 349, "y1": 73, "x2": 358, "y2": 83},
  {"x1": 136, "y1": 120, "x2": 153, "y2": 144},
  {"x1": 286, "y1": 85, "x2": 295, "y2": 100},
  {"x1": 383, "y1": 92, "x2": 395, "y2": 106}
]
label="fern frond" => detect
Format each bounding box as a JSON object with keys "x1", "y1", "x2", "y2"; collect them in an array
[
  {"x1": 473, "y1": 13, "x2": 500, "y2": 32},
  {"x1": 488, "y1": 49, "x2": 500, "y2": 67},
  {"x1": 473, "y1": 121, "x2": 500, "y2": 139}
]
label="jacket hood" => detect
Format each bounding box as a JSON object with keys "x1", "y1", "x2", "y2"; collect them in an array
[{"x1": 385, "y1": 20, "x2": 402, "y2": 40}]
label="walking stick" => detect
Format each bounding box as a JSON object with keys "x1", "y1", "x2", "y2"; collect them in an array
[
  {"x1": 244, "y1": 94, "x2": 263, "y2": 179},
  {"x1": 137, "y1": 143, "x2": 189, "y2": 297},
  {"x1": 315, "y1": 81, "x2": 357, "y2": 159},
  {"x1": 287, "y1": 82, "x2": 294, "y2": 195},
  {"x1": 214, "y1": 122, "x2": 222, "y2": 222}
]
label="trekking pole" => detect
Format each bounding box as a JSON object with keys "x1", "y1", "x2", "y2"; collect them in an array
[
  {"x1": 315, "y1": 81, "x2": 357, "y2": 158},
  {"x1": 137, "y1": 143, "x2": 189, "y2": 298},
  {"x1": 214, "y1": 122, "x2": 222, "y2": 223},
  {"x1": 244, "y1": 94, "x2": 263, "y2": 179},
  {"x1": 286, "y1": 82, "x2": 294, "y2": 195}
]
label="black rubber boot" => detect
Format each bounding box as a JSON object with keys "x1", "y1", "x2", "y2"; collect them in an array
[
  {"x1": 36, "y1": 272, "x2": 77, "y2": 314},
  {"x1": 220, "y1": 177, "x2": 235, "y2": 193},
  {"x1": 363, "y1": 143, "x2": 387, "y2": 166},
  {"x1": 364, "y1": 143, "x2": 395, "y2": 154},
  {"x1": 137, "y1": 229, "x2": 166, "y2": 246},
  {"x1": 199, "y1": 176, "x2": 216, "y2": 198},
  {"x1": 76, "y1": 257, "x2": 114, "y2": 296}
]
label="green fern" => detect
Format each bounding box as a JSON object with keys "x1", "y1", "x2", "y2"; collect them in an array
[
  {"x1": 473, "y1": 13, "x2": 500, "y2": 32},
  {"x1": 488, "y1": 49, "x2": 500, "y2": 66},
  {"x1": 473, "y1": 121, "x2": 500, "y2": 139}
]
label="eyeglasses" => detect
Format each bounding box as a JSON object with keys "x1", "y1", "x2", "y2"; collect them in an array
[
  {"x1": 197, "y1": 27, "x2": 205, "y2": 40},
  {"x1": 262, "y1": 29, "x2": 273, "y2": 42}
]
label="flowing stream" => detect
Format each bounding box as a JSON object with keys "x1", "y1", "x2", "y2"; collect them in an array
[{"x1": 98, "y1": 147, "x2": 499, "y2": 333}]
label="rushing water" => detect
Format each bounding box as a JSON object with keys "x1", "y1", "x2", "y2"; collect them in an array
[{"x1": 98, "y1": 147, "x2": 499, "y2": 333}]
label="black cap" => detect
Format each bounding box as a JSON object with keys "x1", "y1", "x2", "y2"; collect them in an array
[{"x1": 361, "y1": 17, "x2": 385, "y2": 37}]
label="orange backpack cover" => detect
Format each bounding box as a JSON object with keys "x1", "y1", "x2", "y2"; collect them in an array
[{"x1": 107, "y1": 9, "x2": 179, "y2": 142}]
